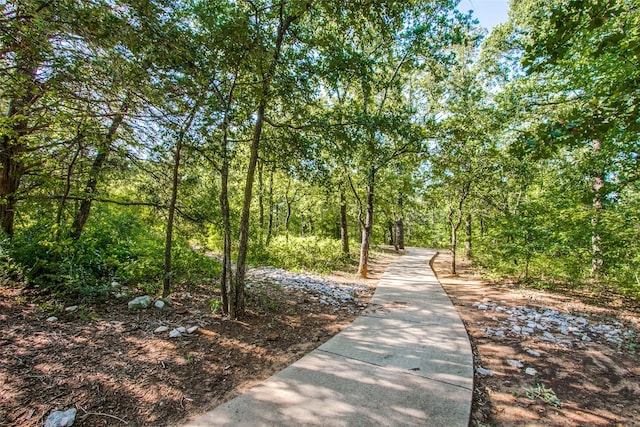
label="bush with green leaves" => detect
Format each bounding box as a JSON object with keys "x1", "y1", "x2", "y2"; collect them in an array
[
  {"x1": 249, "y1": 235, "x2": 350, "y2": 274},
  {"x1": 8, "y1": 205, "x2": 220, "y2": 302}
]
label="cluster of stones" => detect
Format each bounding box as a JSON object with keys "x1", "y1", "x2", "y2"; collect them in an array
[
  {"x1": 153, "y1": 324, "x2": 199, "y2": 338},
  {"x1": 473, "y1": 300, "x2": 635, "y2": 348},
  {"x1": 246, "y1": 266, "x2": 370, "y2": 310}
]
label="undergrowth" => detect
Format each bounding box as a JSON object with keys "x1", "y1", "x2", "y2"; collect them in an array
[{"x1": 249, "y1": 235, "x2": 351, "y2": 274}]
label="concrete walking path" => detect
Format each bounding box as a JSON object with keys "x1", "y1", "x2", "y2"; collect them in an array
[{"x1": 184, "y1": 247, "x2": 473, "y2": 426}]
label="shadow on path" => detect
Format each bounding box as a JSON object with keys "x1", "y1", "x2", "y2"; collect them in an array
[{"x1": 184, "y1": 248, "x2": 473, "y2": 427}]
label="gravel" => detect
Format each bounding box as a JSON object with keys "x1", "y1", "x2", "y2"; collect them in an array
[
  {"x1": 246, "y1": 266, "x2": 371, "y2": 312},
  {"x1": 473, "y1": 300, "x2": 636, "y2": 348}
]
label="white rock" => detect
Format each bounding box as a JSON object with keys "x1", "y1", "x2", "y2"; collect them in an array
[
  {"x1": 45, "y1": 408, "x2": 77, "y2": 427},
  {"x1": 526, "y1": 349, "x2": 541, "y2": 357},
  {"x1": 46, "y1": 316, "x2": 58, "y2": 322},
  {"x1": 169, "y1": 329, "x2": 182, "y2": 338},
  {"x1": 154, "y1": 326, "x2": 169, "y2": 333},
  {"x1": 477, "y1": 304, "x2": 488, "y2": 310},
  {"x1": 154, "y1": 300, "x2": 165, "y2": 309},
  {"x1": 128, "y1": 295, "x2": 152, "y2": 309},
  {"x1": 476, "y1": 367, "x2": 494, "y2": 376},
  {"x1": 186, "y1": 326, "x2": 199, "y2": 334},
  {"x1": 177, "y1": 326, "x2": 187, "y2": 333},
  {"x1": 525, "y1": 367, "x2": 538, "y2": 376},
  {"x1": 64, "y1": 306, "x2": 78, "y2": 312},
  {"x1": 506, "y1": 359, "x2": 524, "y2": 368}
]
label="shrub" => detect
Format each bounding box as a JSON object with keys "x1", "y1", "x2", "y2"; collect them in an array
[{"x1": 249, "y1": 235, "x2": 349, "y2": 273}]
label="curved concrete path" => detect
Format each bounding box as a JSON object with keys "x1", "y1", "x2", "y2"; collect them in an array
[{"x1": 184, "y1": 248, "x2": 473, "y2": 426}]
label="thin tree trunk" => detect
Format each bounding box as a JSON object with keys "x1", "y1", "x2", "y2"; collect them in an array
[
  {"x1": 388, "y1": 222, "x2": 395, "y2": 247},
  {"x1": 396, "y1": 194, "x2": 404, "y2": 249},
  {"x1": 285, "y1": 199, "x2": 292, "y2": 240},
  {"x1": 162, "y1": 139, "x2": 182, "y2": 298},
  {"x1": 284, "y1": 179, "x2": 293, "y2": 241},
  {"x1": 449, "y1": 182, "x2": 471, "y2": 275},
  {"x1": 56, "y1": 136, "x2": 83, "y2": 240},
  {"x1": 215, "y1": 71, "x2": 240, "y2": 316},
  {"x1": 163, "y1": 104, "x2": 198, "y2": 298},
  {"x1": 69, "y1": 100, "x2": 128, "y2": 240},
  {"x1": 258, "y1": 159, "x2": 265, "y2": 234},
  {"x1": 266, "y1": 166, "x2": 274, "y2": 245},
  {"x1": 591, "y1": 139, "x2": 604, "y2": 275},
  {"x1": 465, "y1": 213, "x2": 472, "y2": 258},
  {"x1": 232, "y1": 102, "x2": 265, "y2": 317},
  {"x1": 450, "y1": 213, "x2": 458, "y2": 275},
  {"x1": 357, "y1": 166, "x2": 375, "y2": 278},
  {"x1": 340, "y1": 187, "x2": 349, "y2": 256},
  {"x1": 231, "y1": 6, "x2": 306, "y2": 317},
  {"x1": 219, "y1": 130, "x2": 232, "y2": 315}
]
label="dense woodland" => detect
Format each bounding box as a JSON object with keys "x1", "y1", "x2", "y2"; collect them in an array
[{"x1": 1, "y1": 0, "x2": 639, "y2": 316}]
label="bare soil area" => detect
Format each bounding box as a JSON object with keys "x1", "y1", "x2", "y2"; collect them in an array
[
  {"x1": 432, "y1": 250, "x2": 640, "y2": 427},
  {"x1": 0, "y1": 250, "x2": 400, "y2": 427}
]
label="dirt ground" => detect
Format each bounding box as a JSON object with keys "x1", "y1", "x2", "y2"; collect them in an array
[
  {"x1": 4, "y1": 248, "x2": 640, "y2": 427},
  {"x1": 0, "y1": 250, "x2": 400, "y2": 427},
  {"x1": 432, "y1": 250, "x2": 640, "y2": 427}
]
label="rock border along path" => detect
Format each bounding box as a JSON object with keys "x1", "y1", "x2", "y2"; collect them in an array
[{"x1": 184, "y1": 248, "x2": 473, "y2": 427}]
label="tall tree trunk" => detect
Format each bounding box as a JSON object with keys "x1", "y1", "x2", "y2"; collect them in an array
[
  {"x1": 215, "y1": 71, "x2": 239, "y2": 316},
  {"x1": 1, "y1": 66, "x2": 36, "y2": 238},
  {"x1": 258, "y1": 159, "x2": 265, "y2": 234},
  {"x1": 163, "y1": 104, "x2": 198, "y2": 298},
  {"x1": 449, "y1": 182, "x2": 471, "y2": 275},
  {"x1": 230, "y1": 5, "x2": 305, "y2": 317},
  {"x1": 340, "y1": 187, "x2": 349, "y2": 256},
  {"x1": 591, "y1": 139, "x2": 604, "y2": 275},
  {"x1": 284, "y1": 179, "x2": 294, "y2": 241},
  {"x1": 465, "y1": 213, "x2": 472, "y2": 259},
  {"x1": 162, "y1": 139, "x2": 182, "y2": 298},
  {"x1": 69, "y1": 100, "x2": 128, "y2": 240},
  {"x1": 357, "y1": 166, "x2": 375, "y2": 278},
  {"x1": 232, "y1": 102, "x2": 265, "y2": 317},
  {"x1": 219, "y1": 129, "x2": 233, "y2": 315},
  {"x1": 395, "y1": 218, "x2": 404, "y2": 250},
  {"x1": 285, "y1": 198, "x2": 292, "y2": 241},
  {"x1": 56, "y1": 136, "x2": 83, "y2": 241},
  {"x1": 449, "y1": 207, "x2": 463, "y2": 275},
  {"x1": 0, "y1": 128, "x2": 24, "y2": 238},
  {"x1": 395, "y1": 194, "x2": 404, "y2": 249},
  {"x1": 266, "y1": 166, "x2": 274, "y2": 245}
]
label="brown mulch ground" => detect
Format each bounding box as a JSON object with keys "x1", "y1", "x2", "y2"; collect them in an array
[
  {"x1": 432, "y1": 250, "x2": 640, "y2": 427},
  {"x1": 0, "y1": 250, "x2": 401, "y2": 427}
]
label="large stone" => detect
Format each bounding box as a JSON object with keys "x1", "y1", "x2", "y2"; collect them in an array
[
  {"x1": 476, "y1": 367, "x2": 494, "y2": 376},
  {"x1": 45, "y1": 408, "x2": 77, "y2": 427},
  {"x1": 506, "y1": 359, "x2": 524, "y2": 369},
  {"x1": 128, "y1": 295, "x2": 152, "y2": 309}
]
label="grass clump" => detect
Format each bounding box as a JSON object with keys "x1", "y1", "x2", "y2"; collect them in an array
[{"x1": 525, "y1": 383, "x2": 561, "y2": 407}]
